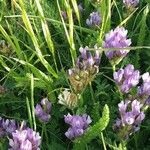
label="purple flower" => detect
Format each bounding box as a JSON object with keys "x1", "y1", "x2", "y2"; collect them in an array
[
  {"x1": 131, "y1": 100, "x2": 143, "y2": 115},
  {"x1": 142, "y1": 72, "x2": 150, "y2": 83},
  {"x1": 78, "y1": 46, "x2": 101, "y2": 69},
  {"x1": 114, "y1": 64, "x2": 140, "y2": 93},
  {"x1": 114, "y1": 100, "x2": 145, "y2": 139},
  {"x1": 145, "y1": 96, "x2": 150, "y2": 105},
  {"x1": 103, "y1": 27, "x2": 131, "y2": 65},
  {"x1": 124, "y1": 112, "x2": 135, "y2": 125},
  {"x1": 118, "y1": 100, "x2": 130, "y2": 115},
  {"x1": 138, "y1": 72, "x2": 150, "y2": 97},
  {"x1": 0, "y1": 118, "x2": 22, "y2": 138},
  {"x1": 124, "y1": 64, "x2": 134, "y2": 78},
  {"x1": 35, "y1": 98, "x2": 52, "y2": 123},
  {"x1": 86, "y1": 12, "x2": 101, "y2": 27},
  {"x1": 68, "y1": 46, "x2": 101, "y2": 93},
  {"x1": 64, "y1": 114, "x2": 92, "y2": 139},
  {"x1": 9, "y1": 128, "x2": 41, "y2": 150},
  {"x1": 113, "y1": 69, "x2": 124, "y2": 84},
  {"x1": 123, "y1": 0, "x2": 139, "y2": 8}
]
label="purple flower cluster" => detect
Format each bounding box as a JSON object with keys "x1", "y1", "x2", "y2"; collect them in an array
[
  {"x1": 86, "y1": 11, "x2": 101, "y2": 27},
  {"x1": 123, "y1": 0, "x2": 139, "y2": 8},
  {"x1": 77, "y1": 46, "x2": 101, "y2": 70},
  {"x1": 35, "y1": 98, "x2": 52, "y2": 123},
  {"x1": 114, "y1": 100, "x2": 145, "y2": 139},
  {"x1": 9, "y1": 128, "x2": 41, "y2": 150},
  {"x1": 0, "y1": 118, "x2": 18, "y2": 138},
  {"x1": 114, "y1": 64, "x2": 140, "y2": 93},
  {"x1": 68, "y1": 46, "x2": 101, "y2": 93},
  {"x1": 64, "y1": 113, "x2": 92, "y2": 139},
  {"x1": 103, "y1": 27, "x2": 131, "y2": 65}
]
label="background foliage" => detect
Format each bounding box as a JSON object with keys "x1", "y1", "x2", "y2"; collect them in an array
[{"x1": 0, "y1": 0, "x2": 150, "y2": 149}]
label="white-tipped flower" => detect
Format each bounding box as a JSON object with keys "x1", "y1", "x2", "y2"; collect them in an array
[{"x1": 58, "y1": 89, "x2": 78, "y2": 109}]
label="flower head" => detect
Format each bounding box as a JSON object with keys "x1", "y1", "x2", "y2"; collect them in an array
[
  {"x1": 64, "y1": 114, "x2": 92, "y2": 139},
  {"x1": 114, "y1": 64, "x2": 140, "y2": 93},
  {"x1": 68, "y1": 46, "x2": 101, "y2": 93},
  {"x1": 9, "y1": 128, "x2": 41, "y2": 150},
  {"x1": 35, "y1": 98, "x2": 52, "y2": 123},
  {"x1": 114, "y1": 99, "x2": 145, "y2": 139},
  {"x1": 58, "y1": 89, "x2": 78, "y2": 109},
  {"x1": 123, "y1": 0, "x2": 139, "y2": 8},
  {"x1": 0, "y1": 118, "x2": 23, "y2": 138},
  {"x1": 103, "y1": 27, "x2": 131, "y2": 65},
  {"x1": 86, "y1": 12, "x2": 101, "y2": 27}
]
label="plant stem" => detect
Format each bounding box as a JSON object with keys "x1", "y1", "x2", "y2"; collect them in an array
[
  {"x1": 112, "y1": 65, "x2": 116, "y2": 73},
  {"x1": 41, "y1": 124, "x2": 45, "y2": 142},
  {"x1": 30, "y1": 74, "x2": 36, "y2": 131},
  {"x1": 26, "y1": 97, "x2": 33, "y2": 128},
  {"x1": 100, "y1": 132, "x2": 107, "y2": 150},
  {"x1": 44, "y1": 124, "x2": 49, "y2": 146},
  {"x1": 89, "y1": 82, "x2": 95, "y2": 104}
]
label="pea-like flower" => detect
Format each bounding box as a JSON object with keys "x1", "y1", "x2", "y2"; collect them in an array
[
  {"x1": 86, "y1": 11, "x2": 101, "y2": 27},
  {"x1": 64, "y1": 114, "x2": 92, "y2": 139},
  {"x1": 58, "y1": 89, "x2": 78, "y2": 109},
  {"x1": 103, "y1": 27, "x2": 131, "y2": 66},
  {"x1": 123, "y1": 0, "x2": 139, "y2": 8},
  {"x1": 9, "y1": 128, "x2": 41, "y2": 150},
  {"x1": 114, "y1": 100, "x2": 145, "y2": 139},
  {"x1": 114, "y1": 64, "x2": 140, "y2": 93},
  {"x1": 0, "y1": 118, "x2": 20, "y2": 138},
  {"x1": 68, "y1": 46, "x2": 101, "y2": 93},
  {"x1": 35, "y1": 98, "x2": 52, "y2": 123},
  {"x1": 138, "y1": 72, "x2": 150, "y2": 102}
]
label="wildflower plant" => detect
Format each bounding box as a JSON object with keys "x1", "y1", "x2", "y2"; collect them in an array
[{"x1": 0, "y1": 0, "x2": 149, "y2": 149}]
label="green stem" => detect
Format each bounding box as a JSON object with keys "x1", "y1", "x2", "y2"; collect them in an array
[
  {"x1": 78, "y1": 94, "x2": 84, "y2": 108},
  {"x1": 119, "y1": 141, "x2": 127, "y2": 150},
  {"x1": 100, "y1": 132, "x2": 107, "y2": 150},
  {"x1": 30, "y1": 74, "x2": 36, "y2": 131},
  {"x1": 89, "y1": 82, "x2": 95, "y2": 104},
  {"x1": 44, "y1": 124, "x2": 49, "y2": 146},
  {"x1": 112, "y1": 65, "x2": 116, "y2": 73},
  {"x1": 41, "y1": 125, "x2": 45, "y2": 142},
  {"x1": 26, "y1": 97, "x2": 33, "y2": 128}
]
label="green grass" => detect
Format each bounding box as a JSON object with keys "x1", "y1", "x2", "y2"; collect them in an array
[{"x1": 0, "y1": 0, "x2": 150, "y2": 149}]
